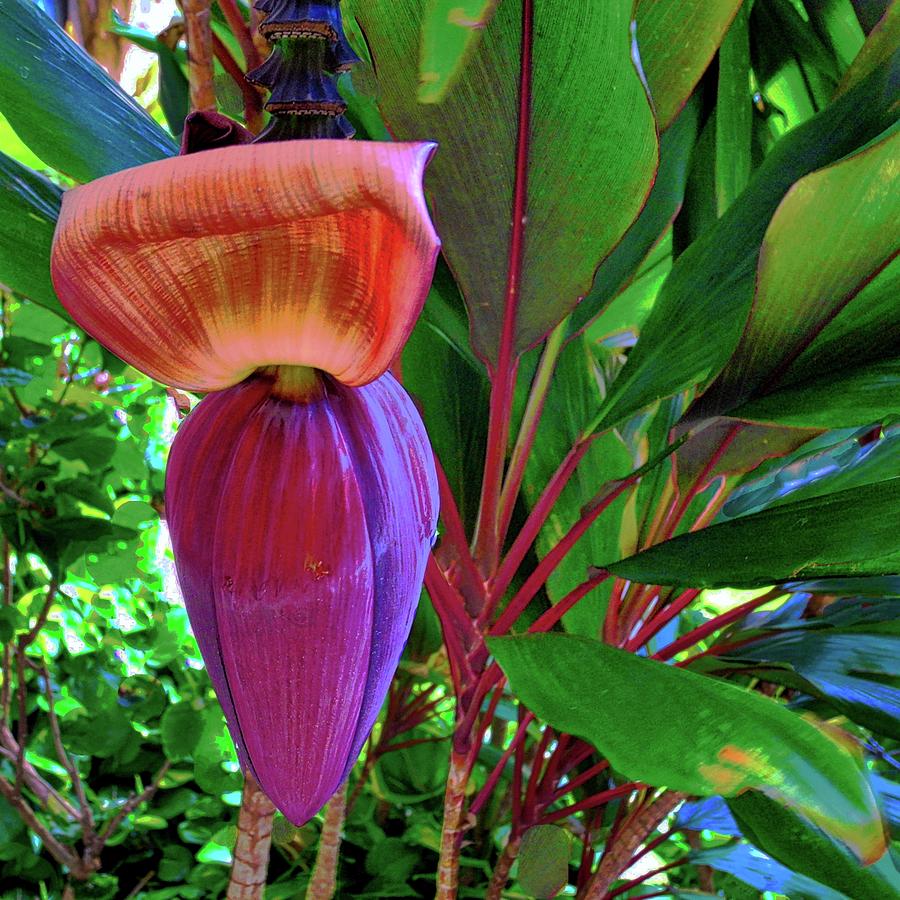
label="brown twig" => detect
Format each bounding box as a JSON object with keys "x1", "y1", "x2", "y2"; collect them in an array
[
  {"x1": 307, "y1": 779, "x2": 348, "y2": 900},
  {"x1": 485, "y1": 833, "x2": 522, "y2": 900},
  {"x1": 227, "y1": 771, "x2": 276, "y2": 900}
]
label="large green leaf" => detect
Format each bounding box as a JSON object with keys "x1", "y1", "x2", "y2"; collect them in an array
[
  {"x1": 634, "y1": 0, "x2": 746, "y2": 130},
  {"x1": 417, "y1": 0, "x2": 498, "y2": 103},
  {"x1": 0, "y1": 151, "x2": 65, "y2": 316},
  {"x1": 348, "y1": 0, "x2": 658, "y2": 363},
  {"x1": 728, "y1": 791, "x2": 900, "y2": 899},
  {"x1": 609, "y1": 477, "x2": 900, "y2": 589},
  {"x1": 569, "y1": 97, "x2": 699, "y2": 336},
  {"x1": 488, "y1": 632, "x2": 886, "y2": 863},
  {"x1": 593, "y1": 59, "x2": 898, "y2": 432},
  {"x1": 693, "y1": 124, "x2": 900, "y2": 420},
  {"x1": 0, "y1": 0, "x2": 175, "y2": 181}
]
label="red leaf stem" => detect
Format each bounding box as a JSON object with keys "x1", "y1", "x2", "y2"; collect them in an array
[
  {"x1": 217, "y1": 0, "x2": 262, "y2": 69},
  {"x1": 624, "y1": 588, "x2": 702, "y2": 652},
  {"x1": 606, "y1": 859, "x2": 688, "y2": 899},
  {"x1": 469, "y1": 712, "x2": 534, "y2": 816},
  {"x1": 522, "y1": 726, "x2": 554, "y2": 821},
  {"x1": 472, "y1": 0, "x2": 534, "y2": 572},
  {"x1": 540, "y1": 783, "x2": 642, "y2": 825},
  {"x1": 550, "y1": 758, "x2": 611, "y2": 803},
  {"x1": 655, "y1": 594, "x2": 775, "y2": 661},
  {"x1": 492, "y1": 479, "x2": 634, "y2": 632}
]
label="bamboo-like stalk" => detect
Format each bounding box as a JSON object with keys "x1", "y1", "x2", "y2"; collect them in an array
[
  {"x1": 307, "y1": 780, "x2": 349, "y2": 900},
  {"x1": 436, "y1": 750, "x2": 472, "y2": 900},
  {"x1": 226, "y1": 773, "x2": 276, "y2": 900},
  {"x1": 182, "y1": 0, "x2": 216, "y2": 111}
]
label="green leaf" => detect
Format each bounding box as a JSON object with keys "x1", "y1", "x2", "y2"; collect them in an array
[
  {"x1": 836, "y1": 0, "x2": 900, "y2": 98},
  {"x1": 734, "y1": 350, "x2": 900, "y2": 428},
  {"x1": 348, "y1": 0, "x2": 658, "y2": 362},
  {"x1": 593, "y1": 59, "x2": 898, "y2": 432},
  {"x1": 715, "y1": 3, "x2": 752, "y2": 215},
  {"x1": 694, "y1": 124, "x2": 900, "y2": 421},
  {"x1": 728, "y1": 791, "x2": 900, "y2": 899},
  {"x1": 0, "y1": 0, "x2": 175, "y2": 181},
  {"x1": 634, "y1": 0, "x2": 745, "y2": 130},
  {"x1": 569, "y1": 97, "x2": 699, "y2": 335},
  {"x1": 609, "y1": 477, "x2": 900, "y2": 589},
  {"x1": 517, "y1": 825, "x2": 570, "y2": 899},
  {"x1": 0, "y1": 151, "x2": 65, "y2": 315},
  {"x1": 488, "y1": 631, "x2": 886, "y2": 863},
  {"x1": 161, "y1": 702, "x2": 204, "y2": 760},
  {"x1": 418, "y1": 0, "x2": 498, "y2": 103}
]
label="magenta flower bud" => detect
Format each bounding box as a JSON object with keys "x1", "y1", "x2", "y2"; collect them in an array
[{"x1": 165, "y1": 368, "x2": 438, "y2": 824}]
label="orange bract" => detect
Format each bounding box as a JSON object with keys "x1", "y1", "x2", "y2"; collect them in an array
[{"x1": 51, "y1": 140, "x2": 439, "y2": 389}]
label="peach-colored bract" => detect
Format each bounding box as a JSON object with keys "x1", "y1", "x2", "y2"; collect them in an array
[{"x1": 50, "y1": 140, "x2": 440, "y2": 389}]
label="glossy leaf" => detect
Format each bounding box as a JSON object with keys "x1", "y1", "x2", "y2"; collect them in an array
[
  {"x1": 715, "y1": 3, "x2": 752, "y2": 214},
  {"x1": 593, "y1": 60, "x2": 898, "y2": 432},
  {"x1": 418, "y1": 0, "x2": 498, "y2": 103},
  {"x1": 694, "y1": 124, "x2": 900, "y2": 420},
  {"x1": 0, "y1": 151, "x2": 65, "y2": 316},
  {"x1": 488, "y1": 632, "x2": 885, "y2": 862},
  {"x1": 610, "y1": 477, "x2": 900, "y2": 588},
  {"x1": 348, "y1": 0, "x2": 658, "y2": 363},
  {"x1": 634, "y1": 0, "x2": 745, "y2": 130},
  {"x1": 728, "y1": 791, "x2": 900, "y2": 899},
  {"x1": 0, "y1": 0, "x2": 175, "y2": 181},
  {"x1": 569, "y1": 98, "x2": 699, "y2": 336},
  {"x1": 836, "y1": 0, "x2": 900, "y2": 97}
]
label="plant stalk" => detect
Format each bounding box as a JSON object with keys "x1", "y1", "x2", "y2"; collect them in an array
[
  {"x1": 226, "y1": 772, "x2": 276, "y2": 900},
  {"x1": 307, "y1": 779, "x2": 348, "y2": 900},
  {"x1": 436, "y1": 750, "x2": 472, "y2": 900}
]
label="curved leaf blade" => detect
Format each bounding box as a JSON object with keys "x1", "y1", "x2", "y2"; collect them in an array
[
  {"x1": 0, "y1": 0, "x2": 175, "y2": 181},
  {"x1": 609, "y1": 477, "x2": 900, "y2": 589},
  {"x1": 0, "y1": 150, "x2": 66, "y2": 316},
  {"x1": 349, "y1": 0, "x2": 658, "y2": 363},
  {"x1": 488, "y1": 632, "x2": 886, "y2": 863}
]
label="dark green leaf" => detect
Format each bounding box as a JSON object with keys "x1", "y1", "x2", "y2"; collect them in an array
[
  {"x1": 348, "y1": 0, "x2": 658, "y2": 362},
  {"x1": 715, "y1": 3, "x2": 753, "y2": 214},
  {"x1": 610, "y1": 478, "x2": 900, "y2": 589},
  {"x1": 0, "y1": 151, "x2": 65, "y2": 315},
  {"x1": 488, "y1": 632, "x2": 886, "y2": 862},
  {"x1": 634, "y1": 0, "x2": 745, "y2": 130},
  {"x1": 593, "y1": 60, "x2": 898, "y2": 432},
  {"x1": 161, "y1": 702, "x2": 205, "y2": 760},
  {"x1": 0, "y1": 0, "x2": 175, "y2": 181},
  {"x1": 728, "y1": 791, "x2": 900, "y2": 899},
  {"x1": 694, "y1": 124, "x2": 900, "y2": 421}
]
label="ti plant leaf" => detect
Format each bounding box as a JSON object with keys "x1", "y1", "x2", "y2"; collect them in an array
[
  {"x1": 488, "y1": 632, "x2": 887, "y2": 864},
  {"x1": 609, "y1": 477, "x2": 900, "y2": 589},
  {"x1": 0, "y1": 0, "x2": 175, "y2": 181},
  {"x1": 593, "y1": 59, "x2": 898, "y2": 432},
  {"x1": 728, "y1": 790, "x2": 900, "y2": 899},
  {"x1": 417, "y1": 0, "x2": 498, "y2": 103},
  {"x1": 347, "y1": 0, "x2": 658, "y2": 364},
  {"x1": 693, "y1": 123, "x2": 900, "y2": 425},
  {"x1": 634, "y1": 0, "x2": 746, "y2": 130}
]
